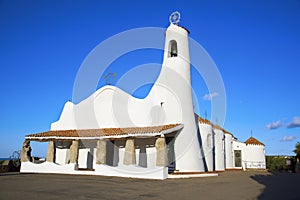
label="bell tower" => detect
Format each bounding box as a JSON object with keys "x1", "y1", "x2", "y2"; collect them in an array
[{"x1": 151, "y1": 12, "x2": 205, "y2": 172}]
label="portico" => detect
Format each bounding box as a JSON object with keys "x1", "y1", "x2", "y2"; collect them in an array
[{"x1": 21, "y1": 124, "x2": 182, "y2": 179}]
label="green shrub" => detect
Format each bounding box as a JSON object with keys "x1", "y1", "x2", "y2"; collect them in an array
[{"x1": 266, "y1": 156, "x2": 289, "y2": 171}]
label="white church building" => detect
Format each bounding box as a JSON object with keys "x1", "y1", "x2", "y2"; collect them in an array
[{"x1": 20, "y1": 12, "x2": 266, "y2": 179}]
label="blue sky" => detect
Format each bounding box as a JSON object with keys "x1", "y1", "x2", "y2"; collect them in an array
[{"x1": 0, "y1": 0, "x2": 300, "y2": 157}]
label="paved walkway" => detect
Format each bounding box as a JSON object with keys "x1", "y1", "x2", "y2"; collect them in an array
[{"x1": 0, "y1": 171, "x2": 299, "y2": 199}]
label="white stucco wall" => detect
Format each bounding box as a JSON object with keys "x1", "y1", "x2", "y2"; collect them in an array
[
  {"x1": 51, "y1": 102, "x2": 76, "y2": 130},
  {"x1": 76, "y1": 141, "x2": 96, "y2": 169},
  {"x1": 224, "y1": 133, "x2": 234, "y2": 169},
  {"x1": 55, "y1": 141, "x2": 71, "y2": 165},
  {"x1": 244, "y1": 144, "x2": 266, "y2": 169},
  {"x1": 214, "y1": 129, "x2": 225, "y2": 171},
  {"x1": 198, "y1": 123, "x2": 214, "y2": 171},
  {"x1": 50, "y1": 23, "x2": 205, "y2": 173},
  {"x1": 155, "y1": 24, "x2": 205, "y2": 172},
  {"x1": 78, "y1": 148, "x2": 89, "y2": 168},
  {"x1": 232, "y1": 140, "x2": 246, "y2": 169},
  {"x1": 113, "y1": 139, "x2": 157, "y2": 168},
  {"x1": 233, "y1": 140, "x2": 266, "y2": 169},
  {"x1": 20, "y1": 162, "x2": 168, "y2": 179},
  {"x1": 55, "y1": 148, "x2": 70, "y2": 165}
]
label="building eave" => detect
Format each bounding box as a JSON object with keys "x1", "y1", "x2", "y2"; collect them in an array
[{"x1": 25, "y1": 124, "x2": 183, "y2": 141}]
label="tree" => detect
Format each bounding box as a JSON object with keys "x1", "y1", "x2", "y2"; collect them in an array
[
  {"x1": 266, "y1": 156, "x2": 287, "y2": 171},
  {"x1": 293, "y1": 142, "x2": 300, "y2": 160}
]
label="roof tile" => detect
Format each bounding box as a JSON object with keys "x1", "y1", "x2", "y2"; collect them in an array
[
  {"x1": 26, "y1": 124, "x2": 181, "y2": 139},
  {"x1": 198, "y1": 116, "x2": 212, "y2": 125},
  {"x1": 245, "y1": 137, "x2": 264, "y2": 146}
]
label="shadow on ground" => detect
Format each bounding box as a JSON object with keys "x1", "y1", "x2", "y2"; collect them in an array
[
  {"x1": 250, "y1": 171, "x2": 300, "y2": 200},
  {"x1": 0, "y1": 172, "x2": 22, "y2": 176}
]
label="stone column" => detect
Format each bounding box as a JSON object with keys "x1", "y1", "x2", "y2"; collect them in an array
[
  {"x1": 46, "y1": 141, "x2": 55, "y2": 162},
  {"x1": 123, "y1": 139, "x2": 136, "y2": 165},
  {"x1": 156, "y1": 137, "x2": 168, "y2": 167},
  {"x1": 70, "y1": 140, "x2": 79, "y2": 164},
  {"x1": 96, "y1": 139, "x2": 107, "y2": 164},
  {"x1": 21, "y1": 140, "x2": 32, "y2": 162}
]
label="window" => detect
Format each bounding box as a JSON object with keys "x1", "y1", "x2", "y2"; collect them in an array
[
  {"x1": 207, "y1": 134, "x2": 212, "y2": 148},
  {"x1": 168, "y1": 40, "x2": 177, "y2": 57}
]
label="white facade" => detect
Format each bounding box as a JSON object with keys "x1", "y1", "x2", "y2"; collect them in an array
[
  {"x1": 233, "y1": 139, "x2": 266, "y2": 170},
  {"x1": 50, "y1": 23, "x2": 205, "y2": 173},
  {"x1": 243, "y1": 145, "x2": 266, "y2": 169},
  {"x1": 224, "y1": 133, "x2": 234, "y2": 169},
  {"x1": 198, "y1": 122, "x2": 214, "y2": 171},
  {"x1": 232, "y1": 140, "x2": 246, "y2": 169},
  {"x1": 21, "y1": 14, "x2": 266, "y2": 179},
  {"x1": 213, "y1": 128, "x2": 225, "y2": 171}
]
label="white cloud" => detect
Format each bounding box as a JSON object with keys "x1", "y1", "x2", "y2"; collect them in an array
[
  {"x1": 287, "y1": 117, "x2": 300, "y2": 128},
  {"x1": 281, "y1": 136, "x2": 296, "y2": 142},
  {"x1": 266, "y1": 120, "x2": 283, "y2": 130},
  {"x1": 203, "y1": 92, "x2": 219, "y2": 101}
]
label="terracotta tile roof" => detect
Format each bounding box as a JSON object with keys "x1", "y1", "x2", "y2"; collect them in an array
[
  {"x1": 195, "y1": 114, "x2": 236, "y2": 138},
  {"x1": 223, "y1": 130, "x2": 233, "y2": 136},
  {"x1": 212, "y1": 124, "x2": 224, "y2": 131},
  {"x1": 212, "y1": 125, "x2": 234, "y2": 137},
  {"x1": 198, "y1": 116, "x2": 212, "y2": 125},
  {"x1": 25, "y1": 124, "x2": 182, "y2": 140},
  {"x1": 244, "y1": 137, "x2": 265, "y2": 146}
]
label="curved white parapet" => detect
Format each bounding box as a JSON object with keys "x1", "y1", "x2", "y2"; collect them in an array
[
  {"x1": 51, "y1": 80, "x2": 183, "y2": 130},
  {"x1": 51, "y1": 101, "x2": 76, "y2": 130}
]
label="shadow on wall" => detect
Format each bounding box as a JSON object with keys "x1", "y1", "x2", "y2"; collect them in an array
[
  {"x1": 250, "y1": 172, "x2": 300, "y2": 200},
  {"x1": 194, "y1": 113, "x2": 208, "y2": 172}
]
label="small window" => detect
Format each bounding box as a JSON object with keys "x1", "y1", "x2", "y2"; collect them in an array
[
  {"x1": 207, "y1": 134, "x2": 212, "y2": 148},
  {"x1": 168, "y1": 40, "x2": 177, "y2": 57}
]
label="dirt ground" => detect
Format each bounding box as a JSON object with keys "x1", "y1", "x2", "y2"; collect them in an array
[{"x1": 0, "y1": 171, "x2": 299, "y2": 200}]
